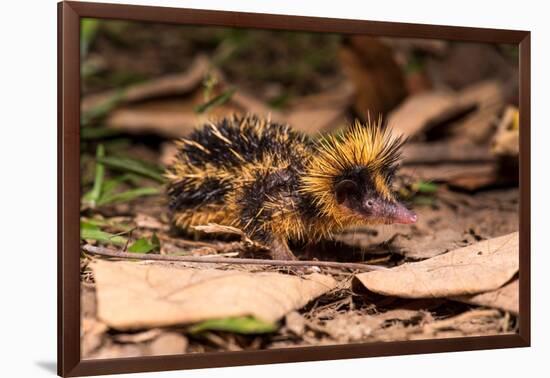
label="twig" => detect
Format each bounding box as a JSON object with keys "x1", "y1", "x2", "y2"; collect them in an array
[{"x1": 82, "y1": 244, "x2": 387, "y2": 271}]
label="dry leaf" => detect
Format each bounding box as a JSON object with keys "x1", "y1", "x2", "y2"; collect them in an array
[
  {"x1": 105, "y1": 95, "x2": 242, "y2": 138},
  {"x1": 81, "y1": 318, "x2": 108, "y2": 357},
  {"x1": 451, "y1": 80, "x2": 505, "y2": 143},
  {"x1": 425, "y1": 43, "x2": 513, "y2": 90},
  {"x1": 339, "y1": 36, "x2": 407, "y2": 118},
  {"x1": 401, "y1": 162, "x2": 504, "y2": 192},
  {"x1": 453, "y1": 279, "x2": 519, "y2": 314},
  {"x1": 285, "y1": 82, "x2": 354, "y2": 134},
  {"x1": 191, "y1": 223, "x2": 266, "y2": 250},
  {"x1": 286, "y1": 107, "x2": 346, "y2": 135},
  {"x1": 402, "y1": 141, "x2": 492, "y2": 165},
  {"x1": 114, "y1": 329, "x2": 163, "y2": 344},
  {"x1": 401, "y1": 163, "x2": 496, "y2": 185},
  {"x1": 82, "y1": 56, "x2": 210, "y2": 113},
  {"x1": 192, "y1": 223, "x2": 247, "y2": 237},
  {"x1": 81, "y1": 284, "x2": 97, "y2": 318},
  {"x1": 389, "y1": 228, "x2": 472, "y2": 260},
  {"x1": 134, "y1": 213, "x2": 169, "y2": 231},
  {"x1": 92, "y1": 260, "x2": 336, "y2": 330},
  {"x1": 388, "y1": 91, "x2": 475, "y2": 139},
  {"x1": 285, "y1": 311, "x2": 306, "y2": 336},
  {"x1": 160, "y1": 142, "x2": 179, "y2": 167},
  {"x1": 148, "y1": 333, "x2": 188, "y2": 356},
  {"x1": 420, "y1": 309, "x2": 502, "y2": 335},
  {"x1": 355, "y1": 232, "x2": 518, "y2": 298},
  {"x1": 231, "y1": 91, "x2": 282, "y2": 120},
  {"x1": 382, "y1": 38, "x2": 449, "y2": 59},
  {"x1": 106, "y1": 101, "x2": 200, "y2": 138}
]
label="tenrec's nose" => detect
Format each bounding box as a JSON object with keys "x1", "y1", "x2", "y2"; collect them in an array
[{"x1": 391, "y1": 202, "x2": 417, "y2": 224}]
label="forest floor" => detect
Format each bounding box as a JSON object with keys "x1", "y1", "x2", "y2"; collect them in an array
[{"x1": 79, "y1": 20, "x2": 521, "y2": 358}]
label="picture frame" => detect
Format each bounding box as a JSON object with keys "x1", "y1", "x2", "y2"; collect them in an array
[{"x1": 58, "y1": 1, "x2": 531, "y2": 376}]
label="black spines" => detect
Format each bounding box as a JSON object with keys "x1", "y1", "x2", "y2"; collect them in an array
[
  {"x1": 183, "y1": 115, "x2": 310, "y2": 169},
  {"x1": 168, "y1": 178, "x2": 229, "y2": 211},
  {"x1": 167, "y1": 114, "x2": 312, "y2": 217}
]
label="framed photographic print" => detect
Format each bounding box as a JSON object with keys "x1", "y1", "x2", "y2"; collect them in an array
[{"x1": 58, "y1": 1, "x2": 530, "y2": 376}]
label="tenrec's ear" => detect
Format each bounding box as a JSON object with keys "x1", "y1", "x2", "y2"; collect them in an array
[{"x1": 335, "y1": 179, "x2": 359, "y2": 205}]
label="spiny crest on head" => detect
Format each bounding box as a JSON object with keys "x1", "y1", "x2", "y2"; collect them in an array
[{"x1": 300, "y1": 116, "x2": 405, "y2": 216}]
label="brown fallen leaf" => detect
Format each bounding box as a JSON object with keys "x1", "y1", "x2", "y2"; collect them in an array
[
  {"x1": 447, "y1": 169, "x2": 501, "y2": 191},
  {"x1": 355, "y1": 232, "x2": 518, "y2": 298},
  {"x1": 284, "y1": 311, "x2": 306, "y2": 336},
  {"x1": 453, "y1": 279, "x2": 519, "y2": 314},
  {"x1": 160, "y1": 142, "x2": 179, "y2": 167},
  {"x1": 114, "y1": 328, "x2": 163, "y2": 344},
  {"x1": 285, "y1": 82, "x2": 354, "y2": 135},
  {"x1": 389, "y1": 228, "x2": 473, "y2": 260},
  {"x1": 105, "y1": 94, "x2": 242, "y2": 138},
  {"x1": 449, "y1": 80, "x2": 505, "y2": 144},
  {"x1": 91, "y1": 260, "x2": 336, "y2": 330},
  {"x1": 402, "y1": 142, "x2": 493, "y2": 165},
  {"x1": 334, "y1": 226, "x2": 472, "y2": 260},
  {"x1": 192, "y1": 223, "x2": 257, "y2": 247},
  {"x1": 387, "y1": 91, "x2": 476, "y2": 139},
  {"x1": 231, "y1": 90, "x2": 282, "y2": 121},
  {"x1": 339, "y1": 36, "x2": 407, "y2": 119},
  {"x1": 403, "y1": 162, "x2": 505, "y2": 192},
  {"x1": 419, "y1": 309, "x2": 503, "y2": 337},
  {"x1": 81, "y1": 318, "x2": 108, "y2": 357},
  {"x1": 81, "y1": 284, "x2": 97, "y2": 319},
  {"x1": 148, "y1": 332, "x2": 188, "y2": 356},
  {"x1": 134, "y1": 213, "x2": 169, "y2": 231},
  {"x1": 366, "y1": 308, "x2": 505, "y2": 342},
  {"x1": 82, "y1": 55, "x2": 210, "y2": 114},
  {"x1": 401, "y1": 162, "x2": 496, "y2": 184},
  {"x1": 425, "y1": 43, "x2": 514, "y2": 90},
  {"x1": 382, "y1": 37, "x2": 449, "y2": 61}
]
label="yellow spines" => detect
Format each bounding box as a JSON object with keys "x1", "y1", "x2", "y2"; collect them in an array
[{"x1": 300, "y1": 117, "x2": 403, "y2": 226}]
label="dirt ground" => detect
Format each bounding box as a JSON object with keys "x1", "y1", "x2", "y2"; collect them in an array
[
  {"x1": 79, "y1": 20, "x2": 520, "y2": 358},
  {"x1": 80, "y1": 186, "x2": 518, "y2": 358}
]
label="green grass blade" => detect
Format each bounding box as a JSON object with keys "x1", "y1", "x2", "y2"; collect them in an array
[
  {"x1": 81, "y1": 90, "x2": 125, "y2": 126},
  {"x1": 97, "y1": 187, "x2": 161, "y2": 206},
  {"x1": 188, "y1": 316, "x2": 277, "y2": 335},
  {"x1": 80, "y1": 220, "x2": 100, "y2": 231},
  {"x1": 81, "y1": 18, "x2": 100, "y2": 57},
  {"x1": 412, "y1": 181, "x2": 439, "y2": 194},
  {"x1": 82, "y1": 144, "x2": 105, "y2": 207},
  {"x1": 194, "y1": 88, "x2": 236, "y2": 114},
  {"x1": 80, "y1": 227, "x2": 128, "y2": 246},
  {"x1": 97, "y1": 156, "x2": 166, "y2": 183},
  {"x1": 81, "y1": 218, "x2": 133, "y2": 233},
  {"x1": 100, "y1": 173, "x2": 142, "y2": 198},
  {"x1": 128, "y1": 235, "x2": 160, "y2": 254}
]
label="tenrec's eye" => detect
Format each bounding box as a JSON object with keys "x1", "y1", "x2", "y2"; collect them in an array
[
  {"x1": 335, "y1": 179, "x2": 359, "y2": 205},
  {"x1": 365, "y1": 200, "x2": 374, "y2": 208}
]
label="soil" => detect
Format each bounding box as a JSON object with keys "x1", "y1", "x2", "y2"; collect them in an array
[{"x1": 80, "y1": 185, "x2": 518, "y2": 358}]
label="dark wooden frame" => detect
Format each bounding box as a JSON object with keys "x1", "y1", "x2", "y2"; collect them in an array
[{"x1": 58, "y1": 1, "x2": 531, "y2": 376}]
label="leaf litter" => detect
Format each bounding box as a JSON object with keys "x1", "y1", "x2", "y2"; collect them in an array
[
  {"x1": 80, "y1": 25, "x2": 520, "y2": 358},
  {"x1": 355, "y1": 232, "x2": 518, "y2": 298},
  {"x1": 80, "y1": 153, "x2": 520, "y2": 359},
  {"x1": 91, "y1": 259, "x2": 337, "y2": 330}
]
